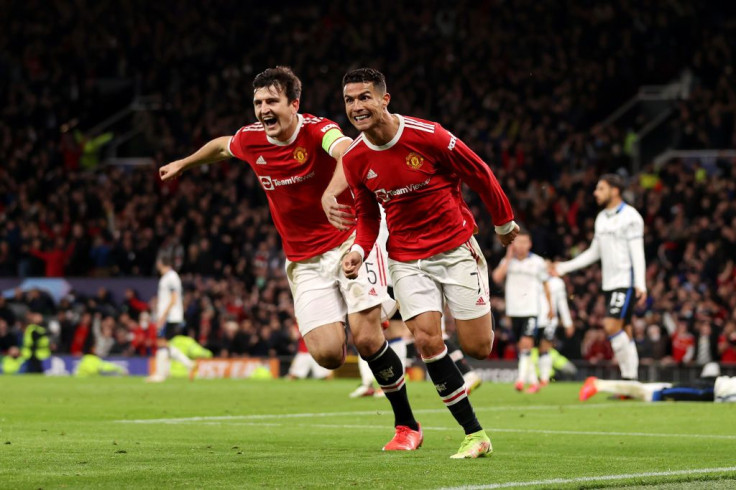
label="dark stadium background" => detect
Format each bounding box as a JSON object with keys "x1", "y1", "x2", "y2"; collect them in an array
[{"x1": 1, "y1": 0, "x2": 735, "y2": 379}]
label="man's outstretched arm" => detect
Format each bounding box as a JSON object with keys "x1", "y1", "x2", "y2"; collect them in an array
[{"x1": 160, "y1": 136, "x2": 232, "y2": 181}]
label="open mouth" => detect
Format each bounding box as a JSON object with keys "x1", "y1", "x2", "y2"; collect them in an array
[
  {"x1": 262, "y1": 116, "x2": 278, "y2": 129},
  {"x1": 353, "y1": 114, "x2": 370, "y2": 123}
]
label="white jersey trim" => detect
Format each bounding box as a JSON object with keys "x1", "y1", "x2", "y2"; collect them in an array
[
  {"x1": 361, "y1": 114, "x2": 405, "y2": 152},
  {"x1": 266, "y1": 114, "x2": 304, "y2": 146},
  {"x1": 404, "y1": 117, "x2": 435, "y2": 133},
  {"x1": 328, "y1": 136, "x2": 352, "y2": 158},
  {"x1": 403, "y1": 116, "x2": 434, "y2": 130}
]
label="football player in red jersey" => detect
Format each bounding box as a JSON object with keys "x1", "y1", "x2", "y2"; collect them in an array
[
  {"x1": 159, "y1": 67, "x2": 422, "y2": 451},
  {"x1": 338, "y1": 68, "x2": 518, "y2": 458}
]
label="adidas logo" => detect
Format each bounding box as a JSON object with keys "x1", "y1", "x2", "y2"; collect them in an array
[
  {"x1": 368, "y1": 287, "x2": 378, "y2": 296},
  {"x1": 476, "y1": 297, "x2": 486, "y2": 306},
  {"x1": 366, "y1": 169, "x2": 378, "y2": 179},
  {"x1": 256, "y1": 155, "x2": 267, "y2": 165}
]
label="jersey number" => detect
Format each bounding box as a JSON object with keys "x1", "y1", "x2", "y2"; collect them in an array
[
  {"x1": 610, "y1": 292, "x2": 627, "y2": 309},
  {"x1": 364, "y1": 261, "x2": 377, "y2": 285},
  {"x1": 470, "y1": 272, "x2": 481, "y2": 294}
]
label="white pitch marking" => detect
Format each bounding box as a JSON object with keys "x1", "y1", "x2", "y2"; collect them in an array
[
  {"x1": 440, "y1": 466, "x2": 736, "y2": 490},
  {"x1": 140, "y1": 420, "x2": 736, "y2": 441},
  {"x1": 115, "y1": 402, "x2": 656, "y2": 424}
]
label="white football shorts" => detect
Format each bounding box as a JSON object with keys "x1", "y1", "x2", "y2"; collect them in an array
[
  {"x1": 388, "y1": 236, "x2": 491, "y2": 322},
  {"x1": 286, "y1": 233, "x2": 395, "y2": 336}
]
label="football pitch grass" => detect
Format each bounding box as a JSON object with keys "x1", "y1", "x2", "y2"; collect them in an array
[{"x1": 1, "y1": 377, "x2": 735, "y2": 489}]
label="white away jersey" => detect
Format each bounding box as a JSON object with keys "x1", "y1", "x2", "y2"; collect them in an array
[
  {"x1": 557, "y1": 202, "x2": 646, "y2": 292},
  {"x1": 538, "y1": 276, "x2": 572, "y2": 328},
  {"x1": 157, "y1": 269, "x2": 184, "y2": 323},
  {"x1": 502, "y1": 253, "x2": 548, "y2": 317}
]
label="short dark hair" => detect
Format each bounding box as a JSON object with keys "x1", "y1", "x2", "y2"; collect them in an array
[
  {"x1": 342, "y1": 68, "x2": 387, "y2": 93},
  {"x1": 157, "y1": 254, "x2": 173, "y2": 267},
  {"x1": 599, "y1": 173, "x2": 625, "y2": 192},
  {"x1": 253, "y1": 66, "x2": 302, "y2": 102}
]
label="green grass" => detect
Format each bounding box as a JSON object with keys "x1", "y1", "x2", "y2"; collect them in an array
[{"x1": 1, "y1": 377, "x2": 735, "y2": 489}]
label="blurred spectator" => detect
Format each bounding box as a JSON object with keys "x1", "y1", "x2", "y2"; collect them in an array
[
  {"x1": 130, "y1": 311, "x2": 156, "y2": 356},
  {"x1": 639, "y1": 323, "x2": 672, "y2": 364},
  {"x1": 0, "y1": 318, "x2": 19, "y2": 354},
  {"x1": 0, "y1": 296, "x2": 17, "y2": 327},
  {"x1": 221, "y1": 319, "x2": 254, "y2": 358},
  {"x1": 671, "y1": 319, "x2": 695, "y2": 364},
  {"x1": 582, "y1": 328, "x2": 613, "y2": 364},
  {"x1": 94, "y1": 316, "x2": 117, "y2": 358},
  {"x1": 693, "y1": 321, "x2": 720, "y2": 366},
  {"x1": 122, "y1": 288, "x2": 149, "y2": 317},
  {"x1": 109, "y1": 326, "x2": 134, "y2": 356},
  {"x1": 29, "y1": 237, "x2": 74, "y2": 277},
  {"x1": 70, "y1": 312, "x2": 93, "y2": 357},
  {"x1": 719, "y1": 321, "x2": 736, "y2": 364}
]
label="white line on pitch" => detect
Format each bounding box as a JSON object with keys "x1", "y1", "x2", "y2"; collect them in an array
[
  {"x1": 439, "y1": 466, "x2": 736, "y2": 490},
  {"x1": 115, "y1": 402, "x2": 656, "y2": 424},
  {"x1": 170, "y1": 421, "x2": 736, "y2": 440}
]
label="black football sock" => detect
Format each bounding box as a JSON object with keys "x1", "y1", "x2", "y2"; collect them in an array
[
  {"x1": 364, "y1": 341, "x2": 419, "y2": 431},
  {"x1": 405, "y1": 340, "x2": 417, "y2": 364},
  {"x1": 423, "y1": 346, "x2": 482, "y2": 434},
  {"x1": 444, "y1": 338, "x2": 472, "y2": 375}
]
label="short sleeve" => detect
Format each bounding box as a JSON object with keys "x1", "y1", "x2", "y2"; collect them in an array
[
  {"x1": 228, "y1": 127, "x2": 249, "y2": 162},
  {"x1": 312, "y1": 119, "x2": 351, "y2": 157}
]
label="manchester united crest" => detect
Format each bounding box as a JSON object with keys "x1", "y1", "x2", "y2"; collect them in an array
[
  {"x1": 406, "y1": 152, "x2": 424, "y2": 170},
  {"x1": 293, "y1": 146, "x2": 308, "y2": 164}
]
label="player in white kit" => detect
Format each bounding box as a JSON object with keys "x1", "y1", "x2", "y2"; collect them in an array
[
  {"x1": 551, "y1": 174, "x2": 647, "y2": 380},
  {"x1": 536, "y1": 276, "x2": 573, "y2": 386},
  {"x1": 492, "y1": 230, "x2": 552, "y2": 393},
  {"x1": 146, "y1": 255, "x2": 195, "y2": 382}
]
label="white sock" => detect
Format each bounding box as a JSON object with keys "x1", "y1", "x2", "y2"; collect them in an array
[
  {"x1": 609, "y1": 330, "x2": 632, "y2": 379},
  {"x1": 594, "y1": 379, "x2": 670, "y2": 402},
  {"x1": 358, "y1": 357, "x2": 374, "y2": 387},
  {"x1": 154, "y1": 347, "x2": 170, "y2": 378},
  {"x1": 624, "y1": 340, "x2": 639, "y2": 380},
  {"x1": 388, "y1": 339, "x2": 407, "y2": 369},
  {"x1": 526, "y1": 355, "x2": 539, "y2": 386},
  {"x1": 169, "y1": 345, "x2": 194, "y2": 370},
  {"x1": 517, "y1": 351, "x2": 531, "y2": 383},
  {"x1": 538, "y1": 352, "x2": 553, "y2": 383}
]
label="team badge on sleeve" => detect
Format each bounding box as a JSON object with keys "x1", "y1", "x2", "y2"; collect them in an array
[
  {"x1": 406, "y1": 152, "x2": 424, "y2": 170},
  {"x1": 293, "y1": 147, "x2": 309, "y2": 164}
]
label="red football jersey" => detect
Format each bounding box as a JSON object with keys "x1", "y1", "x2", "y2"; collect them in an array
[
  {"x1": 343, "y1": 115, "x2": 514, "y2": 261},
  {"x1": 228, "y1": 114, "x2": 353, "y2": 261}
]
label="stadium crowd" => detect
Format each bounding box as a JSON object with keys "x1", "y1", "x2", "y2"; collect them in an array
[{"x1": 1, "y1": 0, "x2": 735, "y2": 365}]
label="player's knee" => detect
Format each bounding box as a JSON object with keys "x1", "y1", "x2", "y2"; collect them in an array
[
  {"x1": 413, "y1": 330, "x2": 444, "y2": 359},
  {"x1": 314, "y1": 353, "x2": 343, "y2": 370},
  {"x1": 464, "y1": 338, "x2": 492, "y2": 360},
  {"x1": 311, "y1": 347, "x2": 345, "y2": 370},
  {"x1": 353, "y1": 334, "x2": 383, "y2": 358}
]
